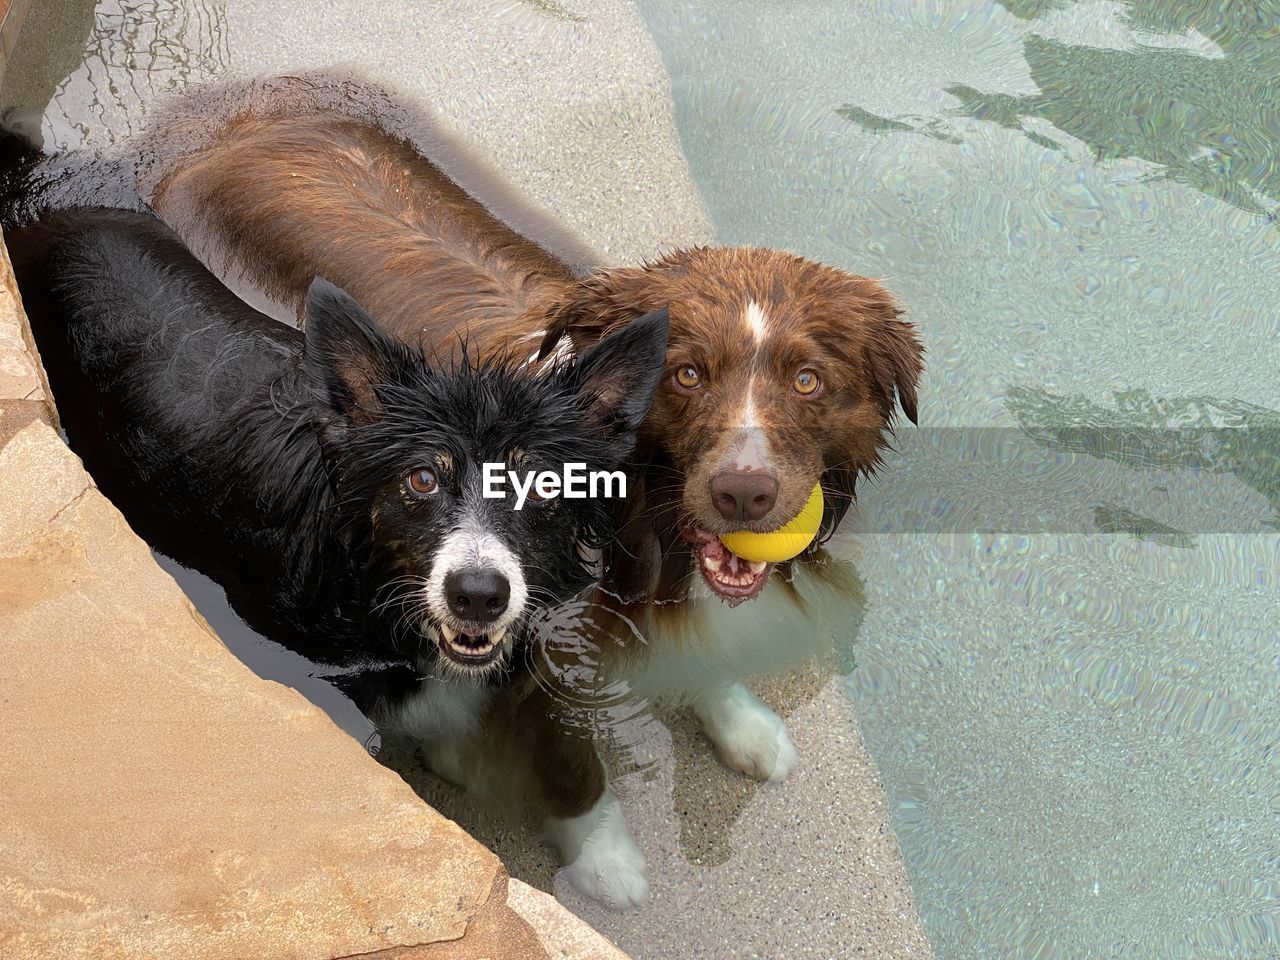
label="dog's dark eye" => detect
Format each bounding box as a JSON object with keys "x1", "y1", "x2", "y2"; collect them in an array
[
  {"x1": 794, "y1": 369, "x2": 821, "y2": 396},
  {"x1": 406, "y1": 468, "x2": 439, "y2": 496},
  {"x1": 674, "y1": 364, "x2": 702, "y2": 390},
  {"x1": 523, "y1": 472, "x2": 554, "y2": 505}
]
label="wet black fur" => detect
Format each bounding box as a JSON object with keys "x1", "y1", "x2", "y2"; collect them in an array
[{"x1": 10, "y1": 207, "x2": 667, "y2": 674}]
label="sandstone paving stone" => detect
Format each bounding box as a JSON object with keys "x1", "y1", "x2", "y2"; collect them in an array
[{"x1": 0, "y1": 420, "x2": 550, "y2": 960}]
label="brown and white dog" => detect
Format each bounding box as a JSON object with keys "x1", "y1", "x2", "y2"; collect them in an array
[{"x1": 145, "y1": 94, "x2": 922, "y2": 908}]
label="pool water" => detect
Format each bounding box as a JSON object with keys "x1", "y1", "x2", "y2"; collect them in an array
[
  {"x1": 634, "y1": 0, "x2": 1279, "y2": 956},
  {"x1": 5, "y1": 0, "x2": 1279, "y2": 958}
]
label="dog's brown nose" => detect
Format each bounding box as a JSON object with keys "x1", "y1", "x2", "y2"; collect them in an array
[{"x1": 710, "y1": 470, "x2": 779, "y2": 522}]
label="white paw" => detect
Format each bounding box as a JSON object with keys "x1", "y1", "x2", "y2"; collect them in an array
[
  {"x1": 561, "y1": 833, "x2": 651, "y2": 910},
  {"x1": 694, "y1": 682, "x2": 798, "y2": 782},
  {"x1": 547, "y1": 792, "x2": 650, "y2": 910}
]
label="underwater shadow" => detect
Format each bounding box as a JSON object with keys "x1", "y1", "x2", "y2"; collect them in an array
[
  {"x1": 840, "y1": 0, "x2": 1280, "y2": 215},
  {"x1": 1005, "y1": 386, "x2": 1280, "y2": 540}
]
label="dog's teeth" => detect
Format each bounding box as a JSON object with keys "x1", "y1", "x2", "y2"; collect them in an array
[
  {"x1": 491, "y1": 628, "x2": 506, "y2": 646},
  {"x1": 440, "y1": 624, "x2": 458, "y2": 642},
  {"x1": 748, "y1": 560, "x2": 767, "y2": 575},
  {"x1": 703, "y1": 555, "x2": 723, "y2": 572}
]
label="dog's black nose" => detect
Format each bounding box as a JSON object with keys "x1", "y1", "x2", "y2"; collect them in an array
[
  {"x1": 710, "y1": 470, "x2": 779, "y2": 522},
  {"x1": 444, "y1": 566, "x2": 511, "y2": 624}
]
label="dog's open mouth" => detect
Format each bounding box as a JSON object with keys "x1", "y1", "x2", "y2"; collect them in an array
[
  {"x1": 679, "y1": 521, "x2": 772, "y2": 603},
  {"x1": 427, "y1": 622, "x2": 507, "y2": 669}
]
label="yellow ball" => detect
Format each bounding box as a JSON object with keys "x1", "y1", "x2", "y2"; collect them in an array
[{"x1": 719, "y1": 483, "x2": 824, "y2": 563}]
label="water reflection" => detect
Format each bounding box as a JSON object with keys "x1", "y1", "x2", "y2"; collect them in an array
[
  {"x1": 1092, "y1": 503, "x2": 1196, "y2": 547},
  {"x1": 2, "y1": 0, "x2": 228, "y2": 151},
  {"x1": 993, "y1": 0, "x2": 1073, "y2": 17},
  {"x1": 0, "y1": 0, "x2": 97, "y2": 147},
  {"x1": 1007, "y1": 386, "x2": 1280, "y2": 531},
  {"x1": 378, "y1": 560, "x2": 869, "y2": 873},
  {"x1": 843, "y1": 0, "x2": 1280, "y2": 215}
]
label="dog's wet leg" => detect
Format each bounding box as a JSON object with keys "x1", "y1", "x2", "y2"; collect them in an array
[{"x1": 692, "y1": 680, "x2": 798, "y2": 782}]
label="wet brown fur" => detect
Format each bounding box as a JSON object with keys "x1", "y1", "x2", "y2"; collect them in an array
[
  {"x1": 150, "y1": 105, "x2": 922, "y2": 618},
  {"x1": 153, "y1": 111, "x2": 577, "y2": 360},
  {"x1": 149, "y1": 105, "x2": 923, "y2": 819},
  {"x1": 539, "y1": 248, "x2": 922, "y2": 605}
]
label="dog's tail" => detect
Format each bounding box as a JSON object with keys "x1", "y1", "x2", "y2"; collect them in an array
[{"x1": 0, "y1": 110, "x2": 47, "y2": 231}]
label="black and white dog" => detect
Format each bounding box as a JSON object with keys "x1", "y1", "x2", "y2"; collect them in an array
[{"x1": 10, "y1": 207, "x2": 668, "y2": 904}]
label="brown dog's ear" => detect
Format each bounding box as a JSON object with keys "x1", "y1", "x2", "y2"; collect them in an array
[
  {"x1": 807, "y1": 465, "x2": 857, "y2": 554},
  {"x1": 537, "y1": 266, "x2": 655, "y2": 360},
  {"x1": 863, "y1": 297, "x2": 923, "y2": 426}
]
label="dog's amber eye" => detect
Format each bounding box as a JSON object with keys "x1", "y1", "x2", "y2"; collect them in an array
[
  {"x1": 674, "y1": 365, "x2": 702, "y2": 390},
  {"x1": 406, "y1": 468, "x2": 439, "y2": 496},
  {"x1": 793, "y1": 369, "x2": 821, "y2": 396}
]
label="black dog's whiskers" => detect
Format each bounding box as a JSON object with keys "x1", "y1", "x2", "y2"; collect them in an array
[
  {"x1": 11, "y1": 207, "x2": 668, "y2": 687},
  {"x1": 369, "y1": 575, "x2": 434, "y2": 648},
  {"x1": 368, "y1": 574, "x2": 428, "y2": 616}
]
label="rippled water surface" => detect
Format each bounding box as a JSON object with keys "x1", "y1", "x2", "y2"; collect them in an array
[
  {"x1": 636, "y1": 0, "x2": 1279, "y2": 956},
  {"x1": 5, "y1": 0, "x2": 1278, "y2": 957}
]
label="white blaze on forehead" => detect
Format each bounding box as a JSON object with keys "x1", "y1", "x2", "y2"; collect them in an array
[
  {"x1": 740, "y1": 389, "x2": 760, "y2": 429},
  {"x1": 732, "y1": 382, "x2": 773, "y2": 471},
  {"x1": 425, "y1": 511, "x2": 529, "y2": 631},
  {"x1": 736, "y1": 300, "x2": 772, "y2": 469},
  {"x1": 744, "y1": 300, "x2": 768, "y2": 345}
]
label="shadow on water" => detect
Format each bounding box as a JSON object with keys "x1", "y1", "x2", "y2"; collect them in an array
[
  {"x1": 1, "y1": 0, "x2": 228, "y2": 150},
  {"x1": 1092, "y1": 503, "x2": 1197, "y2": 548},
  {"x1": 992, "y1": 0, "x2": 1074, "y2": 16},
  {"x1": 840, "y1": 0, "x2": 1280, "y2": 215},
  {"x1": 1006, "y1": 386, "x2": 1280, "y2": 536},
  {"x1": 0, "y1": 0, "x2": 98, "y2": 145}
]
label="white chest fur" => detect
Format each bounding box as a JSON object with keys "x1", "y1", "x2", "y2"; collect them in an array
[
  {"x1": 391, "y1": 676, "x2": 494, "y2": 785},
  {"x1": 621, "y1": 560, "x2": 859, "y2": 704}
]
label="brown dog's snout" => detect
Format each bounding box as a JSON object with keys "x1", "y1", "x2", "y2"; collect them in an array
[{"x1": 709, "y1": 470, "x2": 779, "y2": 522}]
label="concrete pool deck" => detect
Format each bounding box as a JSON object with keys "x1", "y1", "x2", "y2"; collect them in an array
[{"x1": 0, "y1": 1, "x2": 933, "y2": 957}]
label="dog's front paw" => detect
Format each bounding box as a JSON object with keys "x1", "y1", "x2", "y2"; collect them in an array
[
  {"x1": 547, "y1": 792, "x2": 650, "y2": 910},
  {"x1": 561, "y1": 831, "x2": 650, "y2": 910},
  {"x1": 716, "y1": 712, "x2": 797, "y2": 782},
  {"x1": 694, "y1": 682, "x2": 798, "y2": 782}
]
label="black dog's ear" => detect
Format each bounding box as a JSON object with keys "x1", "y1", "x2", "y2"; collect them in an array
[
  {"x1": 303, "y1": 278, "x2": 404, "y2": 425},
  {"x1": 571, "y1": 306, "x2": 669, "y2": 437}
]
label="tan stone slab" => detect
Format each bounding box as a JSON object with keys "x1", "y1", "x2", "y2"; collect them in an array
[
  {"x1": 343, "y1": 871, "x2": 550, "y2": 960},
  {"x1": 0, "y1": 233, "x2": 55, "y2": 425},
  {"x1": 0, "y1": 286, "x2": 43, "y2": 405},
  {"x1": 0, "y1": 420, "x2": 548, "y2": 960},
  {"x1": 0, "y1": 419, "x2": 88, "y2": 552},
  {"x1": 507, "y1": 880, "x2": 628, "y2": 960},
  {"x1": 0, "y1": 398, "x2": 53, "y2": 450}
]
